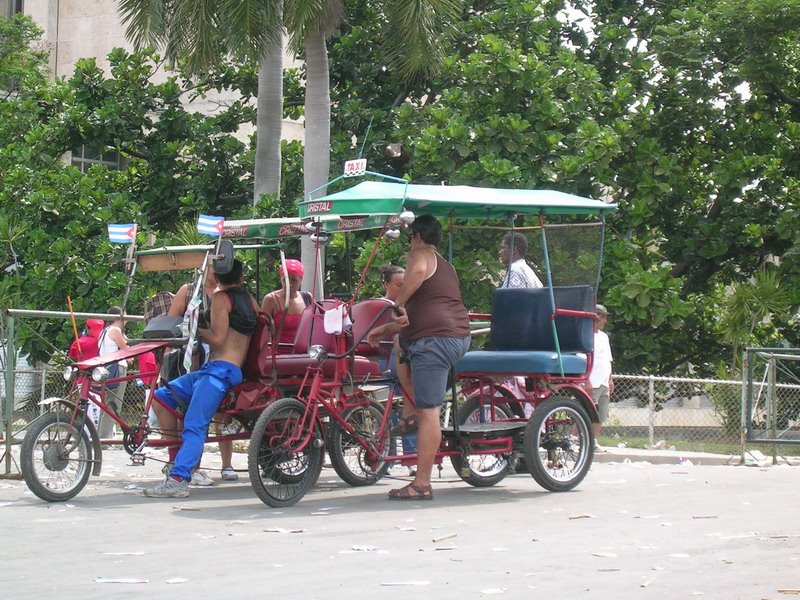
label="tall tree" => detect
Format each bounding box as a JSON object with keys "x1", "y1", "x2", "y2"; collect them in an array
[
  {"x1": 117, "y1": 0, "x2": 284, "y2": 205},
  {"x1": 290, "y1": 0, "x2": 462, "y2": 293},
  {"x1": 119, "y1": 0, "x2": 462, "y2": 294}
]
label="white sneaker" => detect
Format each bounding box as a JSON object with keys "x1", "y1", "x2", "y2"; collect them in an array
[
  {"x1": 144, "y1": 476, "x2": 189, "y2": 498},
  {"x1": 221, "y1": 467, "x2": 239, "y2": 481},
  {"x1": 190, "y1": 470, "x2": 214, "y2": 487}
]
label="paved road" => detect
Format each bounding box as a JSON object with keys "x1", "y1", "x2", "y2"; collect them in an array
[{"x1": 1, "y1": 448, "x2": 798, "y2": 600}]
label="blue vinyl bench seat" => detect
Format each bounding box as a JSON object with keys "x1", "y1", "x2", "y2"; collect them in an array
[
  {"x1": 455, "y1": 286, "x2": 594, "y2": 377},
  {"x1": 455, "y1": 349, "x2": 587, "y2": 376}
]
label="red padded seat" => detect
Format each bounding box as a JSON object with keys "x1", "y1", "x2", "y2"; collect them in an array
[
  {"x1": 350, "y1": 298, "x2": 395, "y2": 358},
  {"x1": 241, "y1": 311, "x2": 274, "y2": 380},
  {"x1": 268, "y1": 300, "x2": 381, "y2": 379}
]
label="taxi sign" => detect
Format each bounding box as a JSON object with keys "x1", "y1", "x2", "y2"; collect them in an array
[{"x1": 343, "y1": 158, "x2": 367, "y2": 177}]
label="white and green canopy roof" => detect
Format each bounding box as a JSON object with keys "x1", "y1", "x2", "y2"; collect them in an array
[{"x1": 298, "y1": 181, "x2": 616, "y2": 220}]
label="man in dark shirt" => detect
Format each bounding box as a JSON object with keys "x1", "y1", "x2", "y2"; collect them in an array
[
  {"x1": 369, "y1": 215, "x2": 471, "y2": 500},
  {"x1": 145, "y1": 259, "x2": 256, "y2": 498}
]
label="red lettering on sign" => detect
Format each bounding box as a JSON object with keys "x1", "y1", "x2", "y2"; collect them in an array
[
  {"x1": 278, "y1": 224, "x2": 307, "y2": 236},
  {"x1": 222, "y1": 226, "x2": 248, "y2": 237},
  {"x1": 338, "y1": 218, "x2": 366, "y2": 230},
  {"x1": 306, "y1": 201, "x2": 332, "y2": 214}
]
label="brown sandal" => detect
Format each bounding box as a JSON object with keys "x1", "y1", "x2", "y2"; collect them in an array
[
  {"x1": 391, "y1": 415, "x2": 418, "y2": 437},
  {"x1": 388, "y1": 483, "x2": 433, "y2": 501}
]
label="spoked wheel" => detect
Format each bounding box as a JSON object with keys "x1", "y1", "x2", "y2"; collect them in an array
[
  {"x1": 248, "y1": 398, "x2": 323, "y2": 508},
  {"x1": 327, "y1": 400, "x2": 394, "y2": 486},
  {"x1": 450, "y1": 396, "x2": 514, "y2": 487},
  {"x1": 20, "y1": 411, "x2": 94, "y2": 502},
  {"x1": 523, "y1": 396, "x2": 594, "y2": 492}
]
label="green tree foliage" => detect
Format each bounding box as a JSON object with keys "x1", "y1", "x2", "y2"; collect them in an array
[
  {"x1": 325, "y1": 0, "x2": 800, "y2": 374},
  {"x1": 0, "y1": 15, "x2": 259, "y2": 361}
]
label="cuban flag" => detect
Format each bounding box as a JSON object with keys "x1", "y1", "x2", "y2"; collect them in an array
[
  {"x1": 107, "y1": 224, "x2": 136, "y2": 244},
  {"x1": 197, "y1": 214, "x2": 225, "y2": 236}
]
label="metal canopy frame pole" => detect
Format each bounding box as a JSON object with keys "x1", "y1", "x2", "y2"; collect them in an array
[{"x1": 539, "y1": 213, "x2": 565, "y2": 376}]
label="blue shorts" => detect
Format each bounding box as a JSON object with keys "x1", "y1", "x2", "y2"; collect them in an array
[{"x1": 404, "y1": 336, "x2": 471, "y2": 409}]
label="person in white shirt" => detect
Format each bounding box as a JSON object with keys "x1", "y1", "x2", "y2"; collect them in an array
[
  {"x1": 586, "y1": 304, "x2": 613, "y2": 449},
  {"x1": 97, "y1": 306, "x2": 129, "y2": 439},
  {"x1": 500, "y1": 232, "x2": 543, "y2": 289},
  {"x1": 498, "y1": 232, "x2": 542, "y2": 423}
]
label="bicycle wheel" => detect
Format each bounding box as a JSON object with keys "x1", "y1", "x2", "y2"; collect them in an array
[
  {"x1": 20, "y1": 411, "x2": 93, "y2": 502},
  {"x1": 328, "y1": 400, "x2": 393, "y2": 486},
  {"x1": 523, "y1": 396, "x2": 594, "y2": 492},
  {"x1": 248, "y1": 398, "x2": 323, "y2": 507},
  {"x1": 449, "y1": 395, "x2": 513, "y2": 487}
]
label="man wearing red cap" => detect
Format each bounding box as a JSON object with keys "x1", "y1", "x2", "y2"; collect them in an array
[{"x1": 68, "y1": 319, "x2": 105, "y2": 361}]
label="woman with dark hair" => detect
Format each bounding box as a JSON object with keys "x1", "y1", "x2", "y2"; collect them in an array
[
  {"x1": 380, "y1": 264, "x2": 404, "y2": 301},
  {"x1": 379, "y1": 264, "x2": 418, "y2": 476}
]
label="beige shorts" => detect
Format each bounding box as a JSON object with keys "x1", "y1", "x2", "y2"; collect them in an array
[{"x1": 592, "y1": 385, "x2": 610, "y2": 423}]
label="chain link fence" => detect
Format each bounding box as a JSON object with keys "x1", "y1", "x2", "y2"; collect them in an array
[
  {"x1": 6, "y1": 368, "x2": 800, "y2": 449},
  {"x1": 607, "y1": 374, "x2": 800, "y2": 455},
  {"x1": 3, "y1": 366, "x2": 148, "y2": 439}
]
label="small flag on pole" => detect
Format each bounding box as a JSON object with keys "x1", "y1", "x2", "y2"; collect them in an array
[
  {"x1": 197, "y1": 215, "x2": 225, "y2": 236},
  {"x1": 107, "y1": 224, "x2": 136, "y2": 244}
]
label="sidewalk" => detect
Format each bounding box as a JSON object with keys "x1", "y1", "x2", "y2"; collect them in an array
[{"x1": 594, "y1": 444, "x2": 800, "y2": 466}]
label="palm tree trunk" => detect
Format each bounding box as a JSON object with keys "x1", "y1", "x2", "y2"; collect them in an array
[
  {"x1": 301, "y1": 32, "x2": 331, "y2": 296},
  {"x1": 253, "y1": 22, "x2": 284, "y2": 205}
]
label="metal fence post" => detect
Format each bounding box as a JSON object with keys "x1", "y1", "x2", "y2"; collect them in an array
[
  {"x1": 647, "y1": 375, "x2": 655, "y2": 446},
  {"x1": 740, "y1": 350, "x2": 748, "y2": 465},
  {"x1": 39, "y1": 368, "x2": 47, "y2": 416},
  {"x1": 3, "y1": 315, "x2": 16, "y2": 475},
  {"x1": 767, "y1": 354, "x2": 778, "y2": 465}
]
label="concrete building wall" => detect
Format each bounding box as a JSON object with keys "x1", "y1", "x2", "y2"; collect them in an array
[{"x1": 21, "y1": 0, "x2": 304, "y2": 142}]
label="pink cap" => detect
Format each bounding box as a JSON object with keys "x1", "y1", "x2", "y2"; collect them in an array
[{"x1": 280, "y1": 259, "x2": 304, "y2": 279}]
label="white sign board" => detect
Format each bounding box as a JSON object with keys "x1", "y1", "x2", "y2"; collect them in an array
[{"x1": 343, "y1": 158, "x2": 367, "y2": 177}]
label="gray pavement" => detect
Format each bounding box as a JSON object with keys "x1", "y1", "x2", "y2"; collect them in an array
[{"x1": 1, "y1": 446, "x2": 799, "y2": 600}]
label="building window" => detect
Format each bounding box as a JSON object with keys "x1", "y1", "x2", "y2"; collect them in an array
[
  {"x1": 71, "y1": 145, "x2": 121, "y2": 173},
  {"x1": 2, "y1": 0, "x2": 24, "y2": 18}
]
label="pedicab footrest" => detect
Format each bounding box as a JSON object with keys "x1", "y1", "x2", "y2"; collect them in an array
[
  {"x1": 454, "y1": 350, "x2": 587, "y2": 376},
  {"x1": 442, "y1": 421, "x2": 526, "y2": 437}
]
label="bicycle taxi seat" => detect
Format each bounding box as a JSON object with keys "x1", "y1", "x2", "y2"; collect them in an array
[
  {"x1": 455, "y1": 286, "x2": 595, "y2": 377},
  {"x1": 253, "y1": 300, "x2": 383, "y2": 379}
]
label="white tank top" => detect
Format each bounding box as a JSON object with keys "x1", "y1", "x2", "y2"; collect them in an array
[{"x1": 98, "y1": 325, "x2": 126, "y2": 366}]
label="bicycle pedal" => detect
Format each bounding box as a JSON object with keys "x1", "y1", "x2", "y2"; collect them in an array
[
  {"x1": 130, "y1": 452, "x2": 145, "y2": 466},
  {"x1": 460, "y1": 467, "x2": 471, "y2": 478}
]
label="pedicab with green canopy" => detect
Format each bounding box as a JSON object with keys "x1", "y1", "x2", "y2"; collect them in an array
[{"x1": 243, "y1": 164, "x2": 616, "y2": 507}]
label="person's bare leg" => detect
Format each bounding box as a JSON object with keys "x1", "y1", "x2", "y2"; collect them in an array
[
  {"x1": 393, "y1": 337, "x2": 415, "y2": 420},
  {"x1": 411, "y1": 406, "x2": 441, "y2": 488},
  {"x1": 217, "y1": 429, "x2": 234, "y2": 470},
  {"x1": 152, "y1": 401, "x2": 179, "y2": 441},
  {"x1": 397, "y1": 363, "x2": 415, "y2": 420},
  {"x1": 152, "y1": 400, "x2": 181, "y2": 466}
]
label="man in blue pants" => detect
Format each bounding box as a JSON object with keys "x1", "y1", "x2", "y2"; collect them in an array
[{"x1": 145, "y1": 259, "x2": 256, "y2": 498}]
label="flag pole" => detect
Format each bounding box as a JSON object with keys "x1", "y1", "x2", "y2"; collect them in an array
[
  {"x1": 119, "y1": 225, "x2": 138, "y2": 325},
  {"x1": 66, "y1": 296, "x2": 81, "y2": 358}
]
